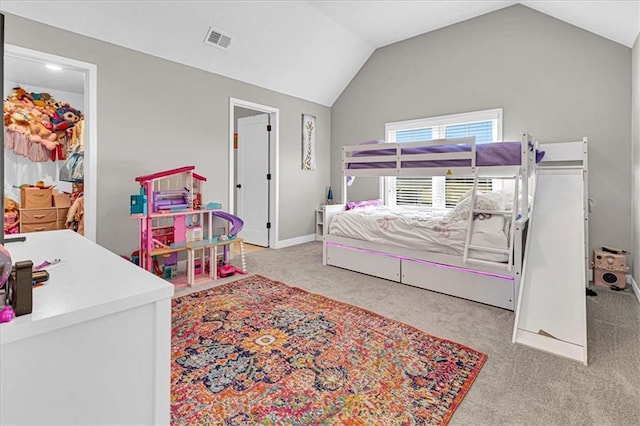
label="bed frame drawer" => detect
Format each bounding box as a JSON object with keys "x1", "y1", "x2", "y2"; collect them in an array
[
  {"x1": 401, "y1": 259, "x2": 514, "y2": 310},
  {"x1": 326, "y1": 245, "x2": 400, "y2": 282}
]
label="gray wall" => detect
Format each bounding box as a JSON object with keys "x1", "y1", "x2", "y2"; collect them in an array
[
  {"x1": 331, "y1": 4, "x2": 632, "y2": 256},
  {"x1": 4, "y1": 13, "x2": 331, "y2": 255},
  {"x1": 633, "y1": 34, "x2": 639, "y2": 284}
]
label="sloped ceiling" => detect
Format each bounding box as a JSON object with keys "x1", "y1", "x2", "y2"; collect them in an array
[{"x1": 1, "y1": 1, "x2": 638, "y2": 106}]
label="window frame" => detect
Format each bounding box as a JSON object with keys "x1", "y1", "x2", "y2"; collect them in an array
[{"x1": 382, "y1": 108, "x2": 503, "y2": 207}]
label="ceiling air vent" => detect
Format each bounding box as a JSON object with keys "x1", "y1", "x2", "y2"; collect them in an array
[{"x1": 204, "y1": 27, "x2": 232, "y2": 50}]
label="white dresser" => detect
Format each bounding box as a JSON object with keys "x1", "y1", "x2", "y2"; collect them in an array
[{"x1": 0, "y1": 230, "x2": 174, "y2": 425}]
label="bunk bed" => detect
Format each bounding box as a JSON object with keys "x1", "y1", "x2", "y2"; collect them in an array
[{"x1": 322, "y1": 132, "x2": 542, "y2": 310}]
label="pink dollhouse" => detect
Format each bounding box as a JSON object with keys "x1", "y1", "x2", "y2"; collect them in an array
[{"x1": 132, "y1": 166, "x2": 246, "y2": 287}]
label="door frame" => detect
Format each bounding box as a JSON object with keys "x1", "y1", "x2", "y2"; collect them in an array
[
  {"x1": 228, "y1": 97, "x2": 279, "y2": 248},
  {"x1": 5, "y1": 44, "x2": 98, "y2": 242}
]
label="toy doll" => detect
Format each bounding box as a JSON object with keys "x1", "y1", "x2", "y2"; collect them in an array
[{"x1": 4, "y1": 196, "x2": 20, "y2": 235}]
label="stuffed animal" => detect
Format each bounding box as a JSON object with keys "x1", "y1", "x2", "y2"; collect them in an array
[
  {"x1": 29, "y1": 92, "x2": 52, "y2": 108},
  {"x1": 7, "y1": 109, "x2": 31, "y2": 134},
  {"x1": 4, "y1": 88, "x2": 35, "y2": 133},
  {"x1": 52, "y1": 105, "x2": 82, "y2": 131},
  {"x1": 34, "y1": 106, "x2": 55, "y2": 130},
  {"x1": 28, "y1": 107, "x2": 56, "y2": 140},
  {"x1": 3, "y1": 100, "x2": 16, "y2": 126},
  {"x1": 28, "y1": 117, "x2": 58, "y2": 149},
  {"x1": 45, "y1": 97, "x2": 62, "y2": 109},
  {"x1": 4, "y1": 87, "x2": 82, "y2": 161},
  {"x1": 11, "y1": 86, "x2": 29, "y2": 102}
]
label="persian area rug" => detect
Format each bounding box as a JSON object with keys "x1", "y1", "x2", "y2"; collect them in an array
[{"x1": 171, "y1": 275, "x2": 487, "y2": 425}]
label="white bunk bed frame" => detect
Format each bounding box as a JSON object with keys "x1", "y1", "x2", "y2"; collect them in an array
[{"x1": 322, "y1": 132, "x2": 538, "y2": 310}]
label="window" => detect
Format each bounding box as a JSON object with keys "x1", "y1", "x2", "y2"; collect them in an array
[{"x1": 384, "y1": 108, "x2": 502, "y2": 209}]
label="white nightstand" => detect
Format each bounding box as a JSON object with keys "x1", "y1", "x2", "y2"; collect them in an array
[
  {"x1": 316, "y1": 204, "x2": 344, "y2": 241},
  {"x1": 315, "y1": 208, "x2": 325, "y2": 241}
]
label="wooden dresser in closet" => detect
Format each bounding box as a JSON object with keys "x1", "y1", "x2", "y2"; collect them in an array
[{"x1": 19, "y1": 207, "x2": 69, "y2": 233}]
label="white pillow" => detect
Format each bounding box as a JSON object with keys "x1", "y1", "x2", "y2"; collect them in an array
[
  {"x1": 495, "y1": 188, "x2": 533, "y2": 214},
  {"x1": 441, "y1": 192, "x2": 505, "y2": 224}
]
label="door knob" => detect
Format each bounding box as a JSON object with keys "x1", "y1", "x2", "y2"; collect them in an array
[{"x1": 236, "y1": 184, "x2": 242, "y2": 188}]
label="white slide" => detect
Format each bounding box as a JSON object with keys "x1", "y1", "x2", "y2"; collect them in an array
[{"x1": 512, "y1": 141, "x2": 588, "y2": 365}]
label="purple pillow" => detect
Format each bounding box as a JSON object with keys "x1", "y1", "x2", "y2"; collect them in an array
[{"x1": 345, "y1": 199, "x2": 383, "y2": 210}]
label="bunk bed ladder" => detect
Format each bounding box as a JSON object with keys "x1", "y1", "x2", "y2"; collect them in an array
[
  {"x1": 463, "y1": 169, "x2": 517, "y2": 271},
  {"x1": 461, "y1": 168, "x2": 480, "y2": 264}
]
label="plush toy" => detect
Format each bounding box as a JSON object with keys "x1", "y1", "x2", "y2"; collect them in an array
[
  {"x1": 62, "y1": 105, "x2": 82, "y2": 122},
  {"x1": 4, "y1": 196, "x2": 20, "y2": 235},
  {"x1": 11, "y1": 86, "x2": 29, "y2": 102},
  {"x1": 4, "y1": 87, "x2": 35, "y2": 134},
  {"x1": 45, "y1": 97, "x2": 62, "y2": 109},
  {"x1": 29, "y1": 118, "x2": 58, "y2": 149},
  {"x1": 29, "y1": 92, "x2": 52, "y2": 108},
  {"x1": 28, "y1": 106, "x2": 57, "y2": 145},
  {"x1": 52, "y1": 105, "x2": 82, "y2": 131},
  {"x1": 3, "y1": 100, "x2": 16, "y2": 126},
  {"x1": 7, "y1": 109, "x2": 31, "y2": 134},
  {"x1": 4, "y1": 87, "x2": 82, "y2": 161},
  {"x1": 34, "y1": 106, "x2": 55, "y2": 130}
]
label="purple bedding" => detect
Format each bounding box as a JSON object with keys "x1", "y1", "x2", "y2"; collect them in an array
[{"x1": 347, "y1": 141, "x2": 545, "y2": 169}]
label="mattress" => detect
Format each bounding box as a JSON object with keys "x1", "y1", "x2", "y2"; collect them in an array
[
  {"x1": 347, "y1": 140, "x2": 545, "y2": 169},
  {"x1": 328, "y1": 205, "x2": 509, "y2": 262}
]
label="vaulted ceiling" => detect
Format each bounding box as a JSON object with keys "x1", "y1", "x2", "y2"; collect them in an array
[{"x1": 2, "y1": 1, "x2": 638, "y2": 106}]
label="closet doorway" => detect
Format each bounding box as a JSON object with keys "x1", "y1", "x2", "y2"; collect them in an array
[
  {"x1": 228, "y1": 98, "x2": 279, "y2": 248},
  {"x1": 4, "y1": 45, "x2": 97, "y2": 241}
]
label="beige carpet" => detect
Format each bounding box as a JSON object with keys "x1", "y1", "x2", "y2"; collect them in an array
[{"x1": 176, "y1": 241, "x2": 640, "y2": 425}]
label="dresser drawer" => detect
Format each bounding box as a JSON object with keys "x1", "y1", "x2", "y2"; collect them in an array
[
  {"x1": 21, "y1": 222, "x2": 58, "y2": 233},
  {"x1": 21, "y1": 208, "x2": 57, "y2": 224}
]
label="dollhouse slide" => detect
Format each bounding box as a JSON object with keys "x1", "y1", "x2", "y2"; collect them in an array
[{"x1": 212, "y1": 210, "x2": 243, "y2": 236}]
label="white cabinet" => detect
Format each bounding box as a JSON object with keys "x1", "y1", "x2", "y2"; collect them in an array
[{"x1": 0, "y1": 230, "x2": 174, "y2": 425}]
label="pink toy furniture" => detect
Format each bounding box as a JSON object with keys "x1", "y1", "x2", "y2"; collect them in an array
[
  {"x1": 132, "y1": 166, "x2": 246, "y2": 288},
  {"x1": 153, "y1": 190, "x2": 189, "y2": 212}
]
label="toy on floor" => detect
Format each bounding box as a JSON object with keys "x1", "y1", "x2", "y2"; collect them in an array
[{"x1": 217, "y1": 262, "x2": 248, "y2": 278}]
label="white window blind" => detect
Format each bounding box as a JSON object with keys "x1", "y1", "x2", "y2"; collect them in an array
[{"x1": 385, "y1": 109, "x2": 502, "y2": 209}]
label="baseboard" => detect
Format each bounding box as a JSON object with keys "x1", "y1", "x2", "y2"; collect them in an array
[
  {"x1": 631, "y1": 275, "x2": 640, "y2": 305},
  {"x1": 274, "y1": 234, "x2": 316, "y2": 249}
]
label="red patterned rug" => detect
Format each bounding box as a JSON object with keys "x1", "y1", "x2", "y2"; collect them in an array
[{"x1": 171, "y1": 275, "x2": 487, "y2": 425}]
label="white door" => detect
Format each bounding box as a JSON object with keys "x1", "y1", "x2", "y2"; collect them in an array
[{"x1": 237, "y1": 114, "x2": 270, "y2": 246}]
